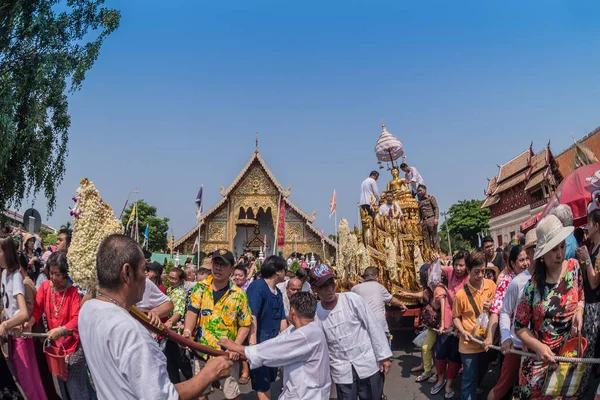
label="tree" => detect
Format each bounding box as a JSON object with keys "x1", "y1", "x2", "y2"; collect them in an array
[
  {"x1": 121, "y1": 200, "x2": 170, "y2": 252},
  {"x1": 60, "y1": 222, "x2": 72, "y2": 231},
  {"x1": 0, "y1": 1, "x2": 121, "y2": 215},
  {"x1": 439, "y1": 220, "x2": 472, "y2": 255},
  {"x1": 441, "y1": 199, "x2": 490, "y2": 251}
]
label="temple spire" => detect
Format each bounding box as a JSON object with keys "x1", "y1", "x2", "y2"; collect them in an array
[{"x1": 255, "y1": 132, "x2": 259, "y2": 153}]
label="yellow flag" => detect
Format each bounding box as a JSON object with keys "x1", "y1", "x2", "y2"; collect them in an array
[{"x1": 127, "y1": 204, "x2": 136, "y2": 226}]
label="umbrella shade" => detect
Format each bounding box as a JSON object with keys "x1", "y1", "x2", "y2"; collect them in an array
[
  {"x1": 541, "y1": 163, "x2": 600, "y2": 227},
  {"x1": 375, "y1": 124, "x2": 404, "y2": 162}
]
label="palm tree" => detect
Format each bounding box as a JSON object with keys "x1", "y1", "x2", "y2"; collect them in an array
[{"x1": 60, "y1": 221, "x2": 72, "y2": 230}]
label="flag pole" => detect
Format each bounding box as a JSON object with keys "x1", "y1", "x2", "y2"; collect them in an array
[
  {"x1": 334, "y1": 210, "x2": 338, "y2": 266},
  {"x1": 134, "y1": 188, "x2": 140, "y2": 243},
  {"x1": 273, "y1": 191, "x2": 282, "y2": 256}
]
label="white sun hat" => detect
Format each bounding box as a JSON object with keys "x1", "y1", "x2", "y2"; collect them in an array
[
  {"x1": 523, "y1": 229, "x2": 537, "y2": 250},
  {"x1": 533, "y1": 215, "x2": 574, "y2": 260}
]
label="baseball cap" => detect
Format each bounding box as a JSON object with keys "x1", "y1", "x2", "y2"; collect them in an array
[
  {"x1": 146, "y1": 261, "x2": 163, "y2": 274},
  {"x1": 309, "y1": 263, "x2": 336, "y2": 287},
  {"x1": 211, "y1": 249, "x2": 235, "y2": 266}
]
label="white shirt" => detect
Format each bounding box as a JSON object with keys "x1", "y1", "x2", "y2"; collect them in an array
[
  {"x1": 1, "y1": 269, "x2": 25, "y2": 319},
  {"x1": 499, "y1": 270, "x2": 532, "y2": 349},
  {"x1": 35, "y1": 273, "x2": 48, "y2": 289},
  {"x1": 359, "y1": 177, "x2": 380, "y2": 206},
  {"x1": 245, "y1": 322, "x2": 331, "y2": 400},
  {"x1": 378, "y1": 202, "x2": 403, "y2": 219},
  {"x1": 316, "y1": 292, "x2": 392, "y2": 384},
  {"x1": 277, "y1": 280, "x2": 310, "y2": 317},
  {"x1": 405, "y1": 167, "x2": 424, "y2": 192},
  {"x1": 79, "y1": 300, "x2": 179, "y2": 400},
  {"x1": 136, "y1": 278, "x2": 170, "y2": 312},
  {"x1": 351, "y1": 280, "x2": 393, "y2": 333}
]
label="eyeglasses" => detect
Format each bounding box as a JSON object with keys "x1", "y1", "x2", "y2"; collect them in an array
[{"x1": 472, "y1": 269, "x2": 485, "y2": 276}]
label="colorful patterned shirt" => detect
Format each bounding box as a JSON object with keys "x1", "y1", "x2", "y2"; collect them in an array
[
  {"x1": 489, "y1": 269, "x2": 516, "y2": 316},
  {"x1": 188, "y1": 275, "x2": 252, "y2": 352},
  {"x1": 514, "y1": 259, "x2": 584, "y2": 351},
  {"x1": 167, "y1": 285, "x2": 186, "y2": 322}
]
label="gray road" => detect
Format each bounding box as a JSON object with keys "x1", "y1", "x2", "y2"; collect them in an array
[{"x1": 209, "y1": 331, "x2": 599, "y2": 399}]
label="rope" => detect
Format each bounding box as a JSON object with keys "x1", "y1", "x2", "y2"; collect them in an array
[{"x1": 468, "y1": 336, "x2": 600, "y2": 365}]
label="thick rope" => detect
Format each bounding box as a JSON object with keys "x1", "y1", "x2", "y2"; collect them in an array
[{"x1": 468, "y1": 336, "x2": 600, "y2": 364}]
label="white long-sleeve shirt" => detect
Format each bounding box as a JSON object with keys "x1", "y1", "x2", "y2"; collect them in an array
[
  {"x1": 360, "y1": 177, "x2": 379, "y2": 206},
  {"x1": 499, "y1": 270, "x2": 531, "y2": 349},
  {"x1": 245, "y1": 322, "x2": 331, "y2": 400},
  {"x1": 316, "y1": 292, "x2": 393, "y2": 384},
  {"x1": 405, "y1": 167, "x2": 424, "y2": 193}
]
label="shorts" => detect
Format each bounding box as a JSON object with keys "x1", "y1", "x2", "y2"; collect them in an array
[
  {"x1": 250, "y1": 365, "x2": 278, "y2": 393},
  {"x1": 194, "y1": 357, "x2": 241, "y2": 399}
]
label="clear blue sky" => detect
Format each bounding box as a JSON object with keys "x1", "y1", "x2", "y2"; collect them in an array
[{"x1": 19, "y1": 0, "x2": 600, "y2": 239}]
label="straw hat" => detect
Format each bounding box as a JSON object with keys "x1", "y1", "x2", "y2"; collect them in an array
[
  {"x1": 522, "y1": 229, "x2": 537, "y2": 250},
  {"x1": 22, "y1": 233, "x2": 35, "y2": 247},
  {"x1": 533, "y1": 215, "x2": 574, "y2": 260}
]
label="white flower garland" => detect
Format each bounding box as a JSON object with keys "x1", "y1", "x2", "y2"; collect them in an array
[{"x1": 67, "y1": 178, "x2": 124, "y2": 291}]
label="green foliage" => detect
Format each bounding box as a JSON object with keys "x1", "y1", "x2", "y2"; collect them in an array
[
  {"x1": 0, "y1": 1, "x2": 121, "y2": 215},
  {"x1": 121, "y1": 200, "x2": 169, "y2": 252},
  {"x1": 289, "y1": 260, "x2": 300, "y2": 275},
  {"x1": 44, "y1": 232, "x2": 58, "y2": 248},
  {"x1": 439, "y1": 220, "x2": 472, "y2": 255},
  {"x1": 441, "y1": 199, "x2": 490, "y2": 251},
  {"x1": 60, "y1": 222, "x2": 72, "y2": 230}
]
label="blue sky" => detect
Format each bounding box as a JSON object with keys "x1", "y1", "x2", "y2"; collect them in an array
[{"x1": 19, "y1": 0, "x2": 600, "y2": 239}]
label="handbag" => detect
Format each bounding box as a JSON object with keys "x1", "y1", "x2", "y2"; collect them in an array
[
  {"x1": 541, "y1": 332, "x2": 588, "y2": 397},
  {"x1": 420, "y1": 289, "x2": 440, "y2": 328},
  {"x1": 413, "y1": 328, "x2": 429, "y2": 348}
]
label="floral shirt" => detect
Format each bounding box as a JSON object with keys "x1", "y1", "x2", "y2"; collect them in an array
[
  {"x1": 167, "y1": 285, "x2": 186, "y2": 333},
  {"x1": 514, "y1": 259, "x2": 584, "y2": 351},
  {"x1": 188, "y1": 275, "x2": 252, "y2": 352},
  {"x1": 489, "y1": 269, "x2": 516, "y2": 316}
]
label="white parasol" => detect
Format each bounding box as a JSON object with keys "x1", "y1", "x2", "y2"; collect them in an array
[{"x1": 374, "y1": 123, "x2": 404, "y2": 167}]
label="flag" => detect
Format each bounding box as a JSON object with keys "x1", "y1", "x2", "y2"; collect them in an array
[
  {"x1": 192, "y1": 235, "x2": 199, "y2": 252},
  {"x1": 127, "y1": 204, "x2": 136, "y2": 228},
  {"x1": 142, "y1": 224, "x2": 149, "y2": 249},
  {"x1": 195, "y1": 186, "x2": 203, "y2": 220},
  {"x1": 321, "y1": 229, "x2": 325, "y2": 244},
  {"x1": 277, "y1": 201, "x2": 285, "y2": 247},
  {"x1": 329, "y1": 190, "x2": 336, "y2": 219},
  {"x1": 263, "y1": 234, "x2": 267, "y2": 251},
  {"x1": 130, "y1": 223, "x2": 135, "y2": 238}
]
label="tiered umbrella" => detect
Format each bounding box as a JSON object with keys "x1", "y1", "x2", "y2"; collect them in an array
[
  {"x1": 541, "y1": 163, "x2": 600, "y2": 227},
  {"x1": 374, "y1": 123, "x2": 404, "y2": 167}
]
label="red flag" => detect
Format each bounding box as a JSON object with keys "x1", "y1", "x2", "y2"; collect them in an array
[
  {"x1": 277, "y1": 201, "x2": 285, "y2": 247},
  {"x1": 329, "y1": 190, "x2": 336, "y2": 219}
]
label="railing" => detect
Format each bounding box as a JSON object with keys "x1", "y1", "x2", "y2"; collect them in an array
[{"x1": 530, "y1": 197, "x2": 548, "y2": 209}]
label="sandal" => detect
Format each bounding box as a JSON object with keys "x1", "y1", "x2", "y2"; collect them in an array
[
  {"x1": 416, "y1": 372, "x2": 433, "y2": 382},
  {"x1": 427, "y1": 373, "x2": 438, "y2": 384},
  {"x1": 430, "y1": 380, "x2": 447, "y2": 395},
  {"x1": 411, "y1": 365, "x2": 424, "y2": 373},
  {"x1": 444, "y1": 389, "x2": 455, "y2": 399},
  {"x1": 238, "y1": 376, "x2": 250, "y2": 385}
]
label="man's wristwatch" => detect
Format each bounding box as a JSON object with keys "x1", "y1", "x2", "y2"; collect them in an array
[{"x1": 585, "y1": 258, "x2": 592, "y2": 266}]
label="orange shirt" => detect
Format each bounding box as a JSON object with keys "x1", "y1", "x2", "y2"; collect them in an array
[{"x1": 452, "y1": 279, "x2": 497, "y2": 354}]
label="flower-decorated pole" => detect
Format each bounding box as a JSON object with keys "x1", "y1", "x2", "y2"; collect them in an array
[{"x1": 68, "y1": 178, "x2": 124, "y2": 292}]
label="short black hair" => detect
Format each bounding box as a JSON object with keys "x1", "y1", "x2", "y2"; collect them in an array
[
  {"x1": 234, "y1": 265, "x2": 248, "y2": 276},
  {"x1": 400, "y1": 163, "x2": 408, "y2": 169},
  {"x1": 369, "y1": 170, "x2": 379, "y2": 178},
  {"x1": 453, "y1": 250, "x2": 470, "y2": 266},
  {"x1": 481, "y1": 236, "x2": 494, "y2": 245},
  {"x1": 289, "y1": 291, "x2": 317, "y2": 319},
  {"x1": 260, "y1": 255, "x2": 287, "y2": 279},
  {"x1": 417, "y1": 184, "x2": 427, "y2": 190},
  {"x1": 58, "y1": 228, "x2": 72, "y2": 246},
  {"x1": 295, "y1": 268, "x2": 308, "y2": 280},
  {"x1": 97, "y1": 234, "x2": 144, "y2": 290},
  {"x1": 47, "y1": 251, "x2": 69, "y2": 276},
  {"x1": 363, "y1": 266, "x2": 378, "y2": 278},
  {"x1": 170, "y1": 267, "x2": 185, "y2": 281}
]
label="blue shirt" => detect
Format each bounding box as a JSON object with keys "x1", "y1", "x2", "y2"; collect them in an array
[
  {"x1": 246, "y1": 279, "x2": 285, "y2": 343},
  {"x1": 565, "y1": 234, "x2": 578, "y2": 260}
]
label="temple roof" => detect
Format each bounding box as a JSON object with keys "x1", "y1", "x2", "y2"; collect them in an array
[
  {"x1": 555, "y1": 126, "x2": 600, "y2": 177},
  {"x1": 496, "y1": 150, "x2": 530, "y2": 183},
  {"x1": 175, "y1": 148, "x2": 336, "y2": 249}
]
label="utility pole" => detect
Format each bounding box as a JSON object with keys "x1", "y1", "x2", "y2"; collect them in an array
[{"x1": 442, "y1": 211, "x2": 452, "y2": 256}]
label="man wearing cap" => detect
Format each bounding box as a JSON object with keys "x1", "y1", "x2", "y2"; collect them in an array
[
  {"x1": 183, "y1": 249, "x2": 251, "y2": 400},
  {"x1": 311, "y1": 263, "x2": 392, "y2": 400},
  {"x1": 246, "y1": 255, "x2": 288, "y2": 400}
]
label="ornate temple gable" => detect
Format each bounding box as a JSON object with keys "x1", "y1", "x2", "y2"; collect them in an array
[{"x1": 233, "y1": 160, "x2": 279, "y2": 197}]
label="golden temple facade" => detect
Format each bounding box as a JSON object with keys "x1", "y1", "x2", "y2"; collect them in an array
[{"x1": 174, "y1": 145, "x2": 337, "y2": 260}]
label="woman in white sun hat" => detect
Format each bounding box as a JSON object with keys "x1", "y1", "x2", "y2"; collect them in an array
[{"x1": 513, "y1": 214, "x2": 584, "y2": 399}]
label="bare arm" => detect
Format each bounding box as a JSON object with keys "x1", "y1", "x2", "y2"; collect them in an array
[
  {"x1": 484, "y1": 313, "x2": 498, "y2": 349},
  {"x1": 174, "y1": 356, "x2": 232, "y2": 400},
  {"x1": 0, "y1": 294, "x2": 29, "y2": 336},
  {"x1": 249, "y1": 316, "x2": 258, "y2": 345},
  {"x1": 182, "y1": 310, "x2": 198, "y2": 338},
  {"x1": 236, "y1": 326, "x2": 249, "y2": 344},
  {"x1": 280, "y1": 319, "x2": 288, "y2": 332},
  {"x1": 438, "y1": 297, "x2": 445, "y2": 332},
  {"x1": 153, "y1": 300, "x2": 174, "y2": 318},
  {"x1": 587, "y1": 262, "x2": 600, "y2": 290}
]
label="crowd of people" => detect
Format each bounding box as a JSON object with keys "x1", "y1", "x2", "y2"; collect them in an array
[{"x1": 1, "y1": 196, "x2": 600, "y2": 399}]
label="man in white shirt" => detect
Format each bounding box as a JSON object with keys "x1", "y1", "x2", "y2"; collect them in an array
[
  {"x1": 219, "y1": 291, "x2": 331, "y2": 400},
  {"x1": 400, "y1": 162, "x2": 424, "y2": 198},
  {"x1": 280, "y1": 278, "x2": 303, "y2": 318},
  {"x1": 360, "y1": 171, "x2": 380, "y2": 217},
  {"x1": 378, "y1": 192, "x2": 403, "y2": 221},
  {"x1": 351, "y1": 267, "x2": 406, "y2": 347},
  {"x1": 79, "y1": 234, "x2": 232, "y2": 400},
  {"x1": 310, "y1": 263, "x2": 392, "y2": 400}
]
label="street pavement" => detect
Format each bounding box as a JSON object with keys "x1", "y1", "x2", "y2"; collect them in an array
[{"x1": 210, "y1": 330, "x2": 599, "y2": 399}]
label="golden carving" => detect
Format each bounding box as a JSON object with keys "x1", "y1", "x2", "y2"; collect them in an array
[
  {"x1": 235, "y1": 166, "x2": 279, "y2": 196},
  {"x1": 285, "y1": 222, "x2": 304, "y2": 242},
  {"x1": 207, "y1": 221, "x2": 227, "y2": 242}
]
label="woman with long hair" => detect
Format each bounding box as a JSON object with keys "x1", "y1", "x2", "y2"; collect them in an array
[
  {"x1": 28, "y1": 251, "x2": 90, "y2": 399},
  {"x1": 484, "y1": 245, "x2": 530, "y2": 400},
  {"x1": 431, "y1": 250, "x2": 470, "y2": 399},
  {"x1": 0, "y1": 233, "x2": 46, "y2": 400},
  {"x1": 515, "y1": 215, "x2": 584, "y2": 399}
]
